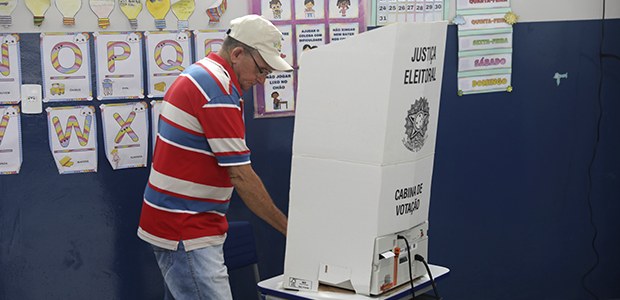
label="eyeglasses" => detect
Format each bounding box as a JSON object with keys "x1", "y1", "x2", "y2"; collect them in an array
[{"x1": 249, "y1": 51, "x2": 272, "y2": 77}]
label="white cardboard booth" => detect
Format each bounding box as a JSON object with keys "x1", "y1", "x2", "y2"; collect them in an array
[{"x1": 284, "y1": 21, "x2": 448, "y2": 296}]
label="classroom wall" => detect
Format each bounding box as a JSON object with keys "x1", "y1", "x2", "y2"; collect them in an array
[{"x1": 1, "y1": 1, "x2": 619, "y2": 300}]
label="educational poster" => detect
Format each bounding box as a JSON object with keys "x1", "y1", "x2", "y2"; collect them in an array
[
  {"x1": 295, "y1": 0, "x2": 324, "y2": 20},
  {"x1": 455, "y1": 0, "x2": 516, "y2": 95},
  {"x1": 0, "y1": 34, "x2": 22, "y2": 105},
  {"x1": 94, "y1": 32, "x2": 144, "y2": 100},
  {"x1": 144, "y1": 31, "x2": 192, "y2": 98},
  {"x1": 150, "y1": 100, "x2": 162, "y2": 153},
  {"x1": 192, "y1": 30, "x2": 226, "y2": 61},
  {"x1": 41, "y1": 32, "x2": 93, "y2": 102},
  {"x1": 0, "y1": 106, "x2": 22, "y2": 175},
  {"x1": 329, "y1": 0, "x2": 358, "y2": 19},
  {"x1": 253, "y1": 0, "x2": 365, "y2": 118},
  {"x1": 371, "y1": 0, "x2": 447, "y2": 26},
  {"x1": 100, "y1": 102, "x2": 149, "y2": 170},
  {"x1": 46, "y1": 106, "x2": 97, "y2": 174},
  {"x1": 329, "y1": 22, "x2": 358, "y2": 42},
  {"x1": 263, "y1": 0, "x2": 292, "y2": 21},
  {"x1": 296, "y1": 23, "x2": 326, "y2": 64}
]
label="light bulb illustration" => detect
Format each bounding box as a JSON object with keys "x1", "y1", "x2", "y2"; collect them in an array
[
  {"x1": 0, "y1": 0, "x2": 17, "y2": 27},
  {"x1": 89, "y1": 0, "x2": 114, "y2": 29},
  {"x1": 55, "y1": 0, "x2": 81, "y2": 26},
  {"x1": 146, "y1": 0, "x2": 171, "y2": 30},
  {"x1": 120, "y1": 0, "x2": 143, "y2": 29},
  {"x1": 171, "y1": 0, "x2": 194, "y2": 30},
  {"x1": 25, "y1": 0, "x2": 51, "y2": 26}
]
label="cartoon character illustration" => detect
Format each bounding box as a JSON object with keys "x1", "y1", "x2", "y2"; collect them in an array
[
  {"x1": 269, "y1": 0, "x2": 282, "y2": 19},
  {"x1": 271, "y1": 91, "x2": 281, "y2": 110},
  {"x1": 336, "y1": 0, "x2": 350, "y2": 17},
  {"x1": 2, "y1": 35, "x2": 17, "y2": 45},
  {"x1": 73, "y1": 33, "x2": 88, "y2": 44},
  {"x1": 102, "y1": 79, "x2": 113, "y2": 96},
  {"x1": 304, "y1": 0, "x2": 315, "y2": 18},
  {"x1": 133, "y1": 102, "x2": 147, "y2": 112},
  {"x1": 126, "y1": 32, "x2": 140, "y2": 43},
  {"x1": 271, "y1": 91, "x2": 288, "y2": 110},
  {"x1": 176, "y1": 31, "x2": 189, "y2": 42},
  {"x1": 50, "y1": 83, "x2": 66, "y2": 95},
  {"x1": 111, "y1": 148, "x2": 120, "y2": 169}
]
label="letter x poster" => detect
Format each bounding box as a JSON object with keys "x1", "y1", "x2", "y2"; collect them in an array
[
  {"x1": 252, "y1": 0, "x2": 365, "y2": 118},
  {"x1": 100, "y1": 102, "x2": 149, "y2": 170},
  {"x1": 46, "y1": 106, "x2": 97, "y2": 174}
]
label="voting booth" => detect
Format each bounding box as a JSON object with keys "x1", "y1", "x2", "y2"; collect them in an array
[{"x1": 283, "y1": 21, "x2": 448, "y2": 296}]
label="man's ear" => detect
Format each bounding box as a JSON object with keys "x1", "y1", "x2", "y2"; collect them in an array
[{"x1": 230, "y1": 47, "x2": 245, "y2": 65}]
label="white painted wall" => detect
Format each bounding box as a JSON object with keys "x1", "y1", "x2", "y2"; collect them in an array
[
  {"x1": 445, "y1": 0, "x2": 620, "y2": 22},
  {"x1": 0, "y1": 1, "x2": 618, "y2": 35}
]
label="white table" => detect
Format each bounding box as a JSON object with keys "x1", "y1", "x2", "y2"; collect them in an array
[{"x1": 258, "y1": 265, "x2": 449, "y2": 300}]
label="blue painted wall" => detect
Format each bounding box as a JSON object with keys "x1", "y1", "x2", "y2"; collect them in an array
[{"x1": 1, "y1": 19, "x2": 619, "y2": 300}]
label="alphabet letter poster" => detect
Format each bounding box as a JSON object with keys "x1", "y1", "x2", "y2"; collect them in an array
[
  {"x1": 145, "y1": 31, "x2": 192, "y2": 98},
  {"x1": 100, "y1": 102, "x2": 149, "y2": 170},
  {"x1": 93, "y1": 32, "x2": 145, "y2": 100},
  {"x1": 41, "y1": 32, "x2": 93, "y2": 102},
  {"x1": 0, "y1": 34, "x2": 22, "y2": 105},
  {"x1": 0, "y1": 105, "x2": 22, "y2": 175},
  {"x1": 46, "y1": 106, "x2": 97, "y2": 174}
]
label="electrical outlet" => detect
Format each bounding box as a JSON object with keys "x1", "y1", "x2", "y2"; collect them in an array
[{"x1": 21, "y1": 84, "x2": 42, "y2": 114}]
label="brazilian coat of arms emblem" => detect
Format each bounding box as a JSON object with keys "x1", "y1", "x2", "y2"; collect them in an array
[{"x1": 403, "y1": 97, "x2": 430, "y2": 152}]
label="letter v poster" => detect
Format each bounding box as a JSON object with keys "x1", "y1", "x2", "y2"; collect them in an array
[{"x1": 46, "y1": 106, "x2": 98, "y2": 174}]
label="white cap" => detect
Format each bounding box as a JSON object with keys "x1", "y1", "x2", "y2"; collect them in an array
[{"x1": 228, "y1": 15, "x2": 293, "y2": 72}]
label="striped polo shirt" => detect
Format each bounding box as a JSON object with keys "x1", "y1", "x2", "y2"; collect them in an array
[{"x1": 138, "y1": 53, "x2": 249, "y2": 251}]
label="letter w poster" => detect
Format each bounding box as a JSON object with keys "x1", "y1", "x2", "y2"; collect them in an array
[{"x1": 46, "y1": 106, "x2": 97, "y2": 174}]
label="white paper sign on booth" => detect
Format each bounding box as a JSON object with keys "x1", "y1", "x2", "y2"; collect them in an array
[
  {"x1": 0, "y1": 34, "x2": 22, "y2": 105},
  {"x1": 41, "y1": 33, "x2": 93, "y2": 102},
  {"x1": 145, "y1": 31, "x2": 192, "y2": 98},
  {"x1": 284, "y1": 21, "x2": 447, "y2": 296},
  {"x1": 46, "y1": 105, "x2": 97, "y2": 174},
  {"x1": 100, "y1": 102, "x2": 149, "y2": 170},
  {"x1": 0, "y1": 105, "x2": 22, "y2": 175},
  {"x1": 94, "y1": 32, "x2": 144, "y2": 100}
]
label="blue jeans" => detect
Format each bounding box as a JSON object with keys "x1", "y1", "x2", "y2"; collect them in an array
[{"x1": 153, "y1": 243, "x2": 233, "y2": 300}]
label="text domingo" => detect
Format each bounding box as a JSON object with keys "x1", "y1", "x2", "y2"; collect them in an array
[
  {"x1": 404, "y1": 46, "x2": 438, "y2": 85},
  {"x1": 394, "y1": 183, "x2": 423, "y2": 216}
]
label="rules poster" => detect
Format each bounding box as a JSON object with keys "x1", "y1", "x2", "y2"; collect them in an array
[
  {"x1": 253, "y1": 0, "x2": 365, "y2": 118},
  {"x1": 100, "y1": 102, "x2": 149, "y2": 170},
  {"x1": 46, "y1": 106, "x2": 97, "y2": 174},
  {"x1": 0, "y1": 34, "x2": 22, "y2": 105},
  {"x1": 41, "y1": 32, "x2": 93, "y2": 102},
  {"x1": 93, "y1": 32, "x2": 145, "y2": 100},
  {"x1": 0, "y1": 105, "x2": 22, "y2": 175},
  {"x1": 144, "y1": 31, "x2": 193, "y2": 98}
]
